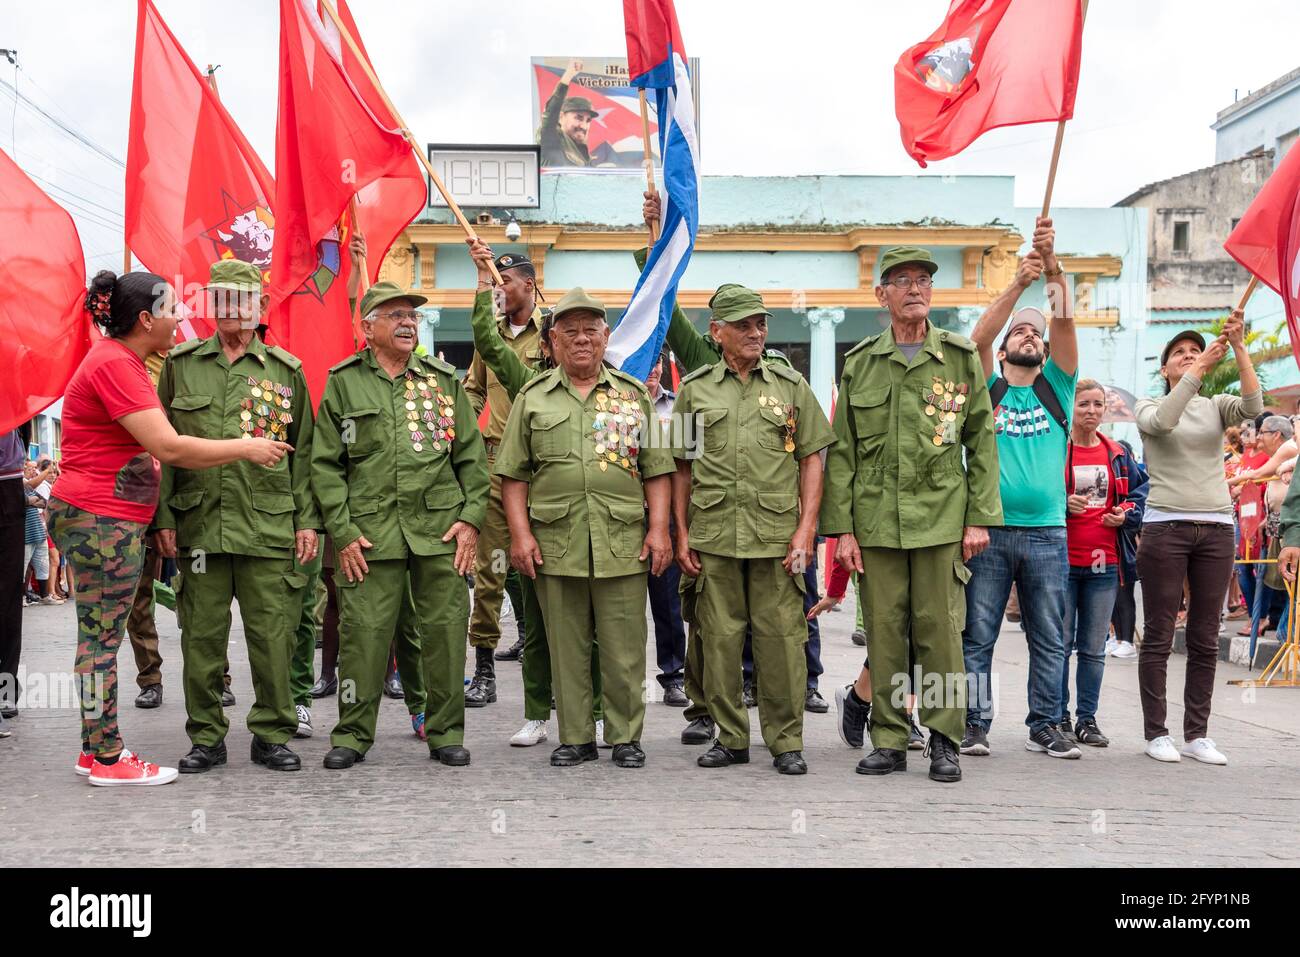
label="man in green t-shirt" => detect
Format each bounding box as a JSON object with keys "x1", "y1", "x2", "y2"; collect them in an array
[{"x1": 962, "y1": 216, "x2": 1082, "y2": 761}]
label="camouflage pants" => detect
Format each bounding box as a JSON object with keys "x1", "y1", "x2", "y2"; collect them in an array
[{"x1": 47, "y1": 500, "x2": 146, "y2": 758}]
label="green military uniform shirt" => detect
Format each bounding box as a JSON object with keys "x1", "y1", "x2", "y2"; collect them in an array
[
  {"x1": 1279, "y1": 476, "x2": 1300, "y2": 549},
  {"x1": 311, "y1": 348, "x2": 489, "y2": 561},
  {"x1": 820, "y1": 322, "x2": 1002, "y2": 549},
  {"x1": 494, "y1": 364, "x2": 676, "y2": 577},
  {"x1": 463, "y1": 291, "x2": 544, "y2": 442},
  {"x1": 155, "y1": 333, "x2": 319, "y2": 556},
  {"x1": 671, "y1": 357, "x2": 834, "y2": 559}
]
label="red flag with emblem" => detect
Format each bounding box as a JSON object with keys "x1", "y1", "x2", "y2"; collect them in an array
[
  {"x1": 125, "y1": 0, "x2": 276, "y2": 340},
  {"x1": 270, "y1": 0, "x2": 415, "y2": 407},
  {"x1": 0, "y1": 147, "x2": 92, "y2": 432},
  {"x1": 1224, "y1": 143, "x2": 1300, "y2": 371},
  {"x1": 894, "y1": 0, "x2": 1084, "y2": 167}
]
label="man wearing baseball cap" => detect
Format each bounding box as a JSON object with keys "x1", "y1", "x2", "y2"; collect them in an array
[
  {"x1": 538, "y1": 59, "x2": 597, "y2": 168},
  {"x1": 962, "y1": 216, "x2": 1082, "y2": 760}
]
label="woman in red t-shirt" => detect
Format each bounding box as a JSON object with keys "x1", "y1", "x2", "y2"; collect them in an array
[{"x1": 48, "y1": 270, "x2": 290, "y2": 787}]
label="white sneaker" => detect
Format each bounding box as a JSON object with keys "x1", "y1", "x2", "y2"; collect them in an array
[
  {"x1": 1104, "y1": 636, "x2": 1118, "y2": 657},
  {"x1": 1181, "y1": 737, "x2": 1227, "y2": 765},
  {"x1": 596, "y1": 719, "x2": 611, "y2": 749},
  {"x1": 1111, "y1": 641, "x2": 1137, "y2": 659},
  {"x1": 294, "y1": 704, "x2": 313, "y2": 738},
  {"x1": 510, "y1": 719, "x2": 549, "y2": 747},
  {"x1": 1145, "y1": 735, "x2": 1181, "y2": 762}
]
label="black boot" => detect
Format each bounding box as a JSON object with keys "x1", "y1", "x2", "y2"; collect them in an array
[
  {"x1": 494, "y1": 634, "x2": 525, "y2": 662},
  {"x1": 178, "y1": 742, "x2": 227, "y2": 773},
  {"x1": 250, "y1": 737, "x2": 302, "y2": 771},
  {"x1": 465, "y1": 646, "x2": 497, "y2": 707},
  {"x1": 856, "y1": 747, "x2": 907, "y2": 775},
  {"x1": 924, "y1": 732, "x2": 962, "y2": 783}
]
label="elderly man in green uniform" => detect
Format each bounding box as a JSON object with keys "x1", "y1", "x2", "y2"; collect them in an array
[
  {"x1": 463, "y1": 251, "x2": 545, "y2": 706},
  {"x1": 155, "y1": 259, "x2": 319, "y2": 773},
  {"x1": 821, "y1": 247, "x2": 1002, "y2": 784},
  {"x1": 538, "y1": 59, "x2": 597, "y2": 168},
  {"x1": 670, "y1": 285, "x2": 835, "y2": 775},
  {"x1": 313, "y1": 281, "x2": 488, "y2": 769},
  {"x1": 497, "y1": 288, "x2": 674, "y2": 769}
]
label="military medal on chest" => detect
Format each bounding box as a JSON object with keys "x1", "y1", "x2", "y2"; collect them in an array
[
  {"x1": 241, "y1": 375, "x2": 294, "y2": 439},
  {"x1": 591, "y1": 386, "x2": 643, "y2": 475},
  {"x1": 923, "y1": 376, "x2": 967, "y2": 445},
  {"x1": 404, "y1": 369, "x2": 455, "y2": 454},
  {"x1": 758, "y1": 393, "x2": 797, "y2": 453}
]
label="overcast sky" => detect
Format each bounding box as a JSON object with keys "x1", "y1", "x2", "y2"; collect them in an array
[{"x1": 3, "y1": 0, "x2": 1296, "y2": 277}]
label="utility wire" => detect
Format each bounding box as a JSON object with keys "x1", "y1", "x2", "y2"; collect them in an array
[{"x1": 0, "y1": 73, "x2": 124, "y2": 168}]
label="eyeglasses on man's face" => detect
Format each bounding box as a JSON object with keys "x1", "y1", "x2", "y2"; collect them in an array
[{"x1": 884, "y1": 275, "x2": 934, "y2": 291}]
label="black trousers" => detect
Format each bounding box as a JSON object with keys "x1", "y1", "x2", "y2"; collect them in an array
[
  {"x1": 1111, "y1": 578, "x2": 1137, "y2": 644},
  {"x1": 0, "y1": 479, "x2": 26, "y2": 705}
]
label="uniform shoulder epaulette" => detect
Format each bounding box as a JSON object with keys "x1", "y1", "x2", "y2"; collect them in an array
[
  {"x1": 517, "y1": 368, "x2": 557, "y2": 395},
  {"x1": 844, "y1": 334, "x2": 879, "y2": 358},
  {"x1": 266, "y1": 345, "x2": 303, "y2": 370},
  {"x1": 169, "y1": 337, "x2": 204, "y2": 358},
  {"x1": 767, "y1": 361, "x2": 801, "y2": 382},
  {"x1": 938, "y1": 330, "x2": 976, "y2": 353},
  {"x1": 763, "y1": 347, "x2": 794, "y2": 371},
  {"x1": 608, "y1": 367, "x2": 649, "y2": 395},
  {"x1": 328, "y1": 351, "x2": 365, "y2": 374},
  {"x1": 679, "y1": 362, "x2": 716, "y2": 386},
  {"x1": 418, "y1": 352, "x2": 456, "y2": 376}
]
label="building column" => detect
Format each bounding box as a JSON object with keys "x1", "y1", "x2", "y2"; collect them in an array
[
  {"x1": 806, "y1": 306, "x2": 845, "y2": 415},
  {"x1": 418, "y1": 307, "x2": 442, "y2": 356}
]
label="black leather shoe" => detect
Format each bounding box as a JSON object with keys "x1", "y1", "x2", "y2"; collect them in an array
[
  {"x1": 465, "y1": 647, "x2": 497, "y2": 707},
  {"x1": 323, "y1": 746, "x2": 364, "y2": 769},
  {"x1": 221, "y1": 688, "x2": 236, "y2": 708},
  {"x1": 134, "y1": 685, "x2": 163, "y2": 709},
  {"x1": 383, "y1": 674, "x2": 403, "y2": 699},
  {"x1": 924, "y1": 732, "x2": 961, "y2": 783},
  {"x1": 850, "y1": 628, "x2": 868, "y2": 647},
  {"x1": 662, "y1": 682, "x2": 688, "y2": 707},
  {"x1": 251, "y1": 738, "x2": 302, "y2": 771},
  {"x1": 856, "y1": 747, "x2": 907, "y2": 775},
  {"x1": 494, "y1": 635, "x2": 525, "y2": 662},
  {"x1": 773, "y1": 750, "x2": 808, "y2": 775},
  {"x1": 612, "y1": 742, "x2": 646, "y2": 768},
  {"x1": 697, "y1": 740, "x2": 749, "y2": 768},
  {"x1": 804, "y1": 688, "x2": 829, "y2": 713},
  {"x1": 309, "y1": 674, "x2": 337, "y2": 699},
  {"x1": 681, "y1": 716, "x2": 715, "y2": 745},
  {"x1": 178, "y1": 742, "x2": 227, "y2": 773},
  {"x1": 742, "y1": 680, "x2": 757, "y2": 709},
  {"x1": 430, "y1": 745, "x2": 471, "y2": 766},
  {"x1": 550, "y1": 742, "x2": 599, "y2": 767},
  {"x1": 0, "y1": 705, "x2": 16, "y2": 719}
]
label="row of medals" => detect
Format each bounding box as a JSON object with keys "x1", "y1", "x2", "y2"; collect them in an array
[
  {"x1": 592, "y1": 387, "x2": 642, "y2": 474},
  {"x1": 404, "y1": 370, "x2": 456, "y2": 453},
  {"x1": 925, "y1": 376, "x2": 968, "y2": 446},
  {"x1": 757, "y1": 393, "x2": 798, "y2": 452},
  {"x1": 240, "y1": 376, "x2": 293, "y2": 439}
]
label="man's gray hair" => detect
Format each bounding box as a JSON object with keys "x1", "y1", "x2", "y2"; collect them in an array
[{"x1": 1261, "y1": 414, "x2": 1294, "y2": 439}]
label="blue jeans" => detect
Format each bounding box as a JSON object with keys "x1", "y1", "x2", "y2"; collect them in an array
[
  {"x1": 647, "y1": 561, "x2": 686, "y2": 688},
  {"x1": 1060, "y1": 564, "x2": 1119, "y2": 724},
  {"x1": 962, "y1": 526, "x2": 1068, "y2": 735}
]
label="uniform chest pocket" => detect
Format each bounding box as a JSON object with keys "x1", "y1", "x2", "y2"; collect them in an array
[
  {"x1": 531, "y1": 411, "x2": 570, "y2": 462},
  {"x1": 757, "y1": 403, "x2": 793, "y2": 453},
  {"x1": 850, "y1": 387, "x2": 890, "y2": 437},
  {"x1": 698, "y1": 408, "x2": 729, "y2": 453},
  {"x1": 170, "y1": 393, "x2": 214, "y2": 433},
  {"x1": 606, "y1": 500, "x2": 647, "y2": 559},
  {"x1": 756, "y1": 491, "x2": 799, "y2": 543},
  {"x1": 424, "y1": 484, "x2": 465, "y2": 541},
  {"x1": 529, "y1": 500, "x2": 571, "y2": 558},
  {"x1": 341, "y1": 407, "x2": 382, "y2": 458}
]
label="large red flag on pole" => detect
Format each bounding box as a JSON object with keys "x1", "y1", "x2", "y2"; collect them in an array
[
  {"x1": 125, "y1": 0, "x2": 276, "y2": 339},
  {"x1": 0, "y1": 147, "x2": 92, "y2": 433},
  {"x1": 1224, "y1": 144, "x2": 1300, "y2": 370},
  {"x1": 331, "y1": 0, "x2": 426, "y2": 286},
  {"x1": 269, "y1": 0, "x2": 415, "y2": 406},
  {"x1": 894, "y1": 0, "x2": 1085, "y2": 168}
]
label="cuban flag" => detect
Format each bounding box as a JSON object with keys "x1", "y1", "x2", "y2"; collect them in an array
[{"x1": 607, "y1": 0, "x2": 700, "y2": 381}]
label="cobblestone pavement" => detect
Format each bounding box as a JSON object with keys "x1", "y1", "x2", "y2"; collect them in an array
[{"x1": 2, "y1": 591, "x2": 1298, "y2": 868}]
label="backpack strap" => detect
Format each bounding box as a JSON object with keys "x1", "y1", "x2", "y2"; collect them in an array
[
  {"x1": 988, "y1": 377, "x2": 1009, "y2": 407},
  {"x1": 1032, "y1": 373, "x2": 1069, "y2": 433}
]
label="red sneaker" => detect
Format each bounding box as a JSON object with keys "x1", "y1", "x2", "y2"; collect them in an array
[
  {"x1": 87, "y1": 750, "x2": 179, "y2": 787},
  {"x1": 74, "y1": 752, "x2": 94, "y2": 776}
]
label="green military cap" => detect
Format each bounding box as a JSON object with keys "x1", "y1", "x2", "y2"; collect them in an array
[
  {"x1": 708, "y1": 283, "x2": 773, "y2": 324},
  {"x1": 208, "y1": 259, "x2": 264, "y2": 293},
  {"x1": 561, "y1": 96, "x2": 598, "y2": 118},
  {"x1": 359, "y1": 280, "x2": 428, "y2": 319},
  {"x1": 550, "y1": 287, "x2": 607, "y2": 323},
  {"x1": 878, "y1": 246, "x2": 939, "y2": 281}
]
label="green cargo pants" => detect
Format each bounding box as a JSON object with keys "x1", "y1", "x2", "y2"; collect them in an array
[
  {"x1": 534, "y1": 572, "x2": 646, "y2": 747},
  {"x1": 289, "y1": 554, "x2": 324, "y2": 708},
  {"x1": 468, "y1": 469, "x2": 510, "y2": 650},
  {"x1": 391, "y1": 583, "x2": 426, "y2": 715},
  {"x1": 695, "y1": 554, "x2": 806, "y2": 756},
  {"x1": 332, "y1": 556, "x2": 467, "y2": 754},
  {"x1": 859, "y1": 542, "x2": 968, "y2": 751},
  {"x1": 177, "y1": 553, "x2": 304, "y2": 747},
  {"x1": 678, "y1": 572, "x2": 709, "y2": 723},
  {"x1": 519, "y1": 572, "x2": 602, "y2": 722}
]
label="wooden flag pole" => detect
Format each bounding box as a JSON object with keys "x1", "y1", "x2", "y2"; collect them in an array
[
  {"x1": 1237, "y1": 275, "x2": 1260, "y2": 312},
  {"x1": 319, "y1": 0, "x2": 501, "y2": 284},
  {"x1": 347, "y1": 194, "x2": 368, "y2": 349},
  {"x1": 1040, "y1": 0, "x2": 1089, "y2": 218},
  {"x1": 639, "y1": 90, "x2": 659, "y2": 245}
]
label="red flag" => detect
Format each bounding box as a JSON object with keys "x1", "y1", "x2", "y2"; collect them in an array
[
  {"x1": 0, "y1": 148, "x2": 92, "y2": 433},
  {"x1": 1224, "y1": 144, "x2": 1300, "y2": 369},
  {"x1": 331, "y1": 0, "x2": 425, "y2": 285},
  {"x1": 894, "y1": 0, "x2": 1084, "y2": 167},
  {"x1": 270, "y1": 0, "x2": 415, "y2": 407},
  {"x1": 125, "y1": 0, "x2": 276, "y2": 339}
]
